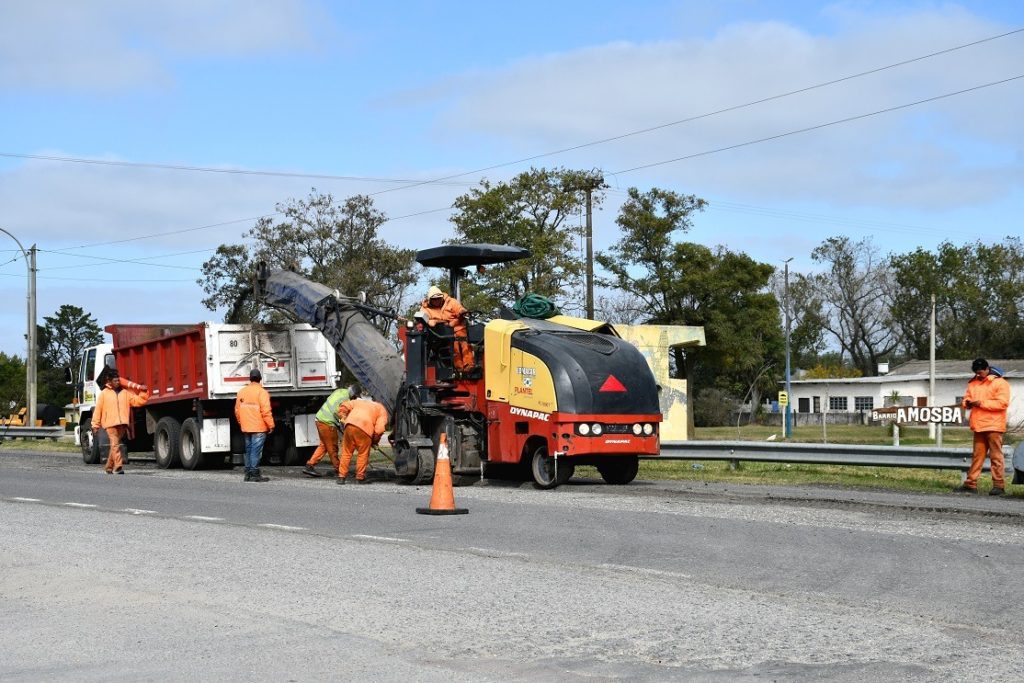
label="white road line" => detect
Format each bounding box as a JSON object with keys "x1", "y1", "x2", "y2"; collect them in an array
[
  {"x1": 12, "y1": 497, "x2": 41, "y2": 502},
  {"x1": 258, "y1": 523, "x2": 306, "y2": 532},
  {"x1": 352, "y1": 534, "x2": 407, "y2": 543},
  {"x1": 64, "y1": 502, "x2": 97, "y2": 508},
  {"x1": 184, "y1": 515, "x2": 224, "y2": 522},
  {"x1": 124, "y1": 508, "x2": 156, "y2": 515},
  {"x1": 466, "y1": 547, "x2": 529, "y2": 559},
  {"x1": 598, "y1": 563, "x2": 692, "y2": 580}
]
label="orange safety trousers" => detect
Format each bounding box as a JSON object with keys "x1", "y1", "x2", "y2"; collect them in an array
[
  {"x1": 966, "y1": 431, "x2": 1004, "y2": 489},
  {"x1": 103, "y1": 426, "x2": 127, "y2": 473},
  {"x1": 307, "y1": 421, "x2": 340, "y2": 474},
  {"x1": 338, "y1": 425, "x2": 372, "y2": 481}
]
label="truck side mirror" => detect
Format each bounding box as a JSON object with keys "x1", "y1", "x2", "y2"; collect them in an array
[{"x1": 64, "y1": 367, "x2": 73, "y2": 385}]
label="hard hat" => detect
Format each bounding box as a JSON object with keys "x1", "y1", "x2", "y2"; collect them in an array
[{"x1": 427, "y1": 285, "x2": 444, "y2": 299}]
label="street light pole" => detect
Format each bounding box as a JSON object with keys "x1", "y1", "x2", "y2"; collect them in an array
[
  {"x1": 784, "y1": 258, "x2": 793, "y2": 440},
  {"x1": 583, "y1": 173, "x2": 604, "y2": 320},
  {"x1": 0, "y1": 227, "x2": 37, "y2": 428}
]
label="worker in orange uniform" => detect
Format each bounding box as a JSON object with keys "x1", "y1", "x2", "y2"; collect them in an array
[
  {"x1": 92, "y1": 368, "x2": 150, "y2": 475},
  {"x1": 235, "y1": 368, "x2": 275, "y2": 483},
  {"x1": 335, "y1": 385, "x2": 388, "y2": 485},
  {"x1": 956, "y1": 358, "x2": 1011, "y2": 495},
  {"x1": 420, "y1": 285, "x2": 474, "y2": 371}
]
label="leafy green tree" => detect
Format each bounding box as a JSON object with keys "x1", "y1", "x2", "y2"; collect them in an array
[
  {"x1": 597, "y1": 187, "x2": 783, "y2": 407},
  {"x1": 199, "y1": 190, "x2": 419, "y2": 335},
  {"x1": 448, "y1": 167, "x2": 604, "y2": 313},
  {"x1": 35, "y1": 305, "x2": 104, "y2": 406},
  {"x1": 890, "y1": 238, "x2": 1024, "y2": 359},
  {"x1": 0, "y1": 352, "x2": 26, "y2": 413}
]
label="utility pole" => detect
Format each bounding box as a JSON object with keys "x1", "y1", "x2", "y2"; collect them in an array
[
  {"x1": 0, "y1": 228, "x2": 36, "y2": 427},
  {"x1": 783, "y1": 258, "x2": 793, "y2": 440},
  {"x1": 929, "y1": 292, "x2": 936, "y2": 440},
  {"x1": 583, "y1": 172, "x2": 604, "y2": 320},
  {"x1": 28, "y1": 245, "x2": 37, "y2": 428}
]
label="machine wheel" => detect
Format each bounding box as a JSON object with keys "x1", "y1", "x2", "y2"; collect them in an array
[
  {"x1": 81, "y1": 417, "x2": 100, "y2": 464},
  {"x1": 529, "y1": 444, "x2": 560, "y2": 490},
  {"x1": 180, "y1": 418, "x2": 204, "y2": 470},
  {"x1": 154, "y1": 416, "x2": 182, "y2": 469},
  {"x1": 597, "y1": 456, "x2": 639, "y2": 485}
]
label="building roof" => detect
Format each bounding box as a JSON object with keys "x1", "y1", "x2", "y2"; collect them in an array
[{"x1": 788, "y1": 359, "x2": 1023, "y2": 385}]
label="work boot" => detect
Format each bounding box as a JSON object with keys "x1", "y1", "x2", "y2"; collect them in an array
[
  {"x1": 115, "y1": 469, "x2": 125, "y2": 475},
  {"x1": 953, "y1": 484, "x2": 978, "y2": 494},
  {"x1": 302, "y1": 465, "x2": 322, "y2": 478},
  {"x1": 243, "y1": 470, "x2": 254, "y2": 482},
  {"x1": 336, "y1": 477, "x2": 346, "y2": 485},
  {"x1": 252, "y1": 468, "x2": 270, "y2": 483},
  {"x1": 989, "y1": 487, "x2": 1006, "y2": 496},
  {"x1": 355, "y1": 478, "x2": 370, "y2": 485}
]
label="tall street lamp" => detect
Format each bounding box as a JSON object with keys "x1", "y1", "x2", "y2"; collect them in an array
[
  {"x1": 783, "y1": 258, "x2": 793, "y2": 440},
  {"x1": 0, "y1": 227, "x2": 37, "y2": 428}
]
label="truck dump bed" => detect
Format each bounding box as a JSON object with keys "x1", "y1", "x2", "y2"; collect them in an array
[{"x1": 107, "y1": 322, "x2": 338, "y2": 405}]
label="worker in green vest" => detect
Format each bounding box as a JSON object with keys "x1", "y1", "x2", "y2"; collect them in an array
[{"x1": 302, "y1": 385, "x2": 351, "y2": 477}]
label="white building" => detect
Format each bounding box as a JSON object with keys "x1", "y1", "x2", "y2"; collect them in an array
[{"x1": 785, "y1": 359, "x2": 1024, "y2": 430}]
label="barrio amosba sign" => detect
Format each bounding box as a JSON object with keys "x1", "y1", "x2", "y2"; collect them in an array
[{"x1": 871, "y1": 405, "x2": 964, "y2": 425}]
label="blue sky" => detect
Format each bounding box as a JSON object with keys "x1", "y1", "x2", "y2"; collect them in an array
[{"x1": 1, "y1": 0, "x2": 1022, "y2": 355}]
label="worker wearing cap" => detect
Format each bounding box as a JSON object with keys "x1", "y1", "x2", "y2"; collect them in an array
[
  {"x1": 92, "y1": 368, "x2": 150, "y2": 475},
  {"x1": 235, "y1": 368, "x2": 275, "y2": 482},
  {"x1": 335, "y1": 385, "x2": 388, "y2": 484},
  {"x1": 420, "y1": 285, "x2": 474, "y2": 370},
  {"x1": 302, "y1": 385, "x2": 350, "y2": 477},
  {"x1": 956, "y1": 358, "x2": 1011, "y2": 495}
]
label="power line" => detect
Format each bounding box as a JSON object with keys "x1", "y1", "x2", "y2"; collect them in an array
[
  {"x1": 38, "y1": 247, "x2": 213, "y2": 271},
  {"x1": 612, "y1": 73, "x2": 1024, "y2": 175}
]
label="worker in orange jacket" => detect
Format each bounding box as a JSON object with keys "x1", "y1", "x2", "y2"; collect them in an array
[
  {"x1": 335, "y1": 385, "x2": 388, "y2": 484},
  {"x1": 420, "y1": 285, "x2": 474, "y2": 371},
  {"x1": 235, "y1": 369, "x2": 275, "y2": 483},
  {"x1": 956, "y1": 358, "x2": 1011, "y2": 495},
  {"x1": 92, "y1": 368, "x2": 150, "y2": 475}
]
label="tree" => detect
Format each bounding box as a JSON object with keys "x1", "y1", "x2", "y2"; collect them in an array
[
  {"x1": 0, "y1": 352, "x2": 25, "y2": 413},
  {"x1": 597, "y1": 188, "x2": 783, "y2": 407},
  {"x1": 801, "y1": 236, "x2": 899, "y2": 376},
  {"x1": 199, "y1": 190, "x2": 419, "y2": 335},
  {"x1": 448, "y1": 167, "x2": 604, "y2": 313},
  {"x1": 35, "y1": 305, "x2": 104, "y2": 406},
  {"x1": 890, "y1": 238, "x2": 1024, "y2": 359}
]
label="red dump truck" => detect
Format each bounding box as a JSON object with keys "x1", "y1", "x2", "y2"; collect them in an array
[{"x1": 70, "y1": 322, "x2": 341, "y2": 469}]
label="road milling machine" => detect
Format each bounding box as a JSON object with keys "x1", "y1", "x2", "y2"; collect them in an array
[{"x1": 255, "y1": 244, "x2": 662, "y2": 488}]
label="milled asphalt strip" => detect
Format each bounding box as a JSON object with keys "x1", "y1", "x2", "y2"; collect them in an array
[
  {"x1": 184, "y1": 515, "x2": 225, "y2": 522},
  {"x1": 63, "y1": 502, "x2": 97, "y2": 508}
]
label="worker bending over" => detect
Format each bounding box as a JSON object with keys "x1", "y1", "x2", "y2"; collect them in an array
[
  {"x1": 302, "y1": 385, "x2": 350, "y2": 477},
  {"x1": 419, "y1": 285, "x2": 474, "y2": 371},
  {"x1": 335, "y1": 386, "x2": 388, "y2": 485}
]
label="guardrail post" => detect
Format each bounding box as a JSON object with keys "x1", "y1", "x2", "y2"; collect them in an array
[{"x1": 893, "y1": 424, "x2": 900, "y2": 447}]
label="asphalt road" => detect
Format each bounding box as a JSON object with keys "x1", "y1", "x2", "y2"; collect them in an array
[{"x1": 2, "y1": 451, "x2": 1023, "y2": 681}]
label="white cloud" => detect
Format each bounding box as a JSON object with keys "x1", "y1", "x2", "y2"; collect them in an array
[
  {"x1": 0, "y1": 0, "x2": 326, "y2": 91},
  {"x1": 423, "y1": 6, "x2": 1024, "y2": 210}
]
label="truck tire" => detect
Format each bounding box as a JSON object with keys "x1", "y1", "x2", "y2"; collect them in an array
[
  {"x1": 180, "y1": 418, "x2": 204, "y2": 470},
  {"x1": 597, "y1": 456, "x2": 639, "y2": 485},
  {"x1": 154, "y1": 416, "x2": 182, "y2": 469},
  {"x1": 81, "y1": 418, "x2": 100, "y2": 464}
]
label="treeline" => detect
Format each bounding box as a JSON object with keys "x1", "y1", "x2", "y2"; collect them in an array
[{"x1": 196, "y1": 168, "x2": 1024, "y2": 423}]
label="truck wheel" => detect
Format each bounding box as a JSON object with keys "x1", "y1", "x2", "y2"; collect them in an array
[
  {"x1": 597, "y1": 456, "x2": 639, "y2": 485},
  {"x1": 81, "y1": 418, "x2": 100, "y2": 464},
  {"x1": 529, "y1": 444, "x2": 559, "y2": 490},
  {"x1": 154, "y1": 416, "x2": 182, "y2": 469},
  {"x1": 180, "y1": 418, "x2": 204, "y2": 470}
]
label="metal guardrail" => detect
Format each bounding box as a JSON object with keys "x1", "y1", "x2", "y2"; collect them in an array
[
  {"x1": 0, "y1": 426, "x2": 67, "y2": 440},
  {"x1": 653, "y1": 440, "x2": 1012, "y2": 472}
]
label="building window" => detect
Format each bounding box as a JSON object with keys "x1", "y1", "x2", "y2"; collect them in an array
[
  {"x1": 854, "y1": 396, "x2": 874, "y2": 411},
  {"x1": 813, "y1": 396, "x2": 820, "y2": 413},
  {"x1": 829, "y1": 396, "x2": 848, "y2": 411}
]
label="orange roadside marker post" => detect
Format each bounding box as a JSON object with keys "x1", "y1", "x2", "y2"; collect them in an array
[{"x1": 416, "y1": 433, "x2": 468, "y2": 515}]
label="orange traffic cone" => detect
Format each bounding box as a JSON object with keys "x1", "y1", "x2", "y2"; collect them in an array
[{"x1": 416, "y1": 434, "x2": 468, "y2": 515}]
